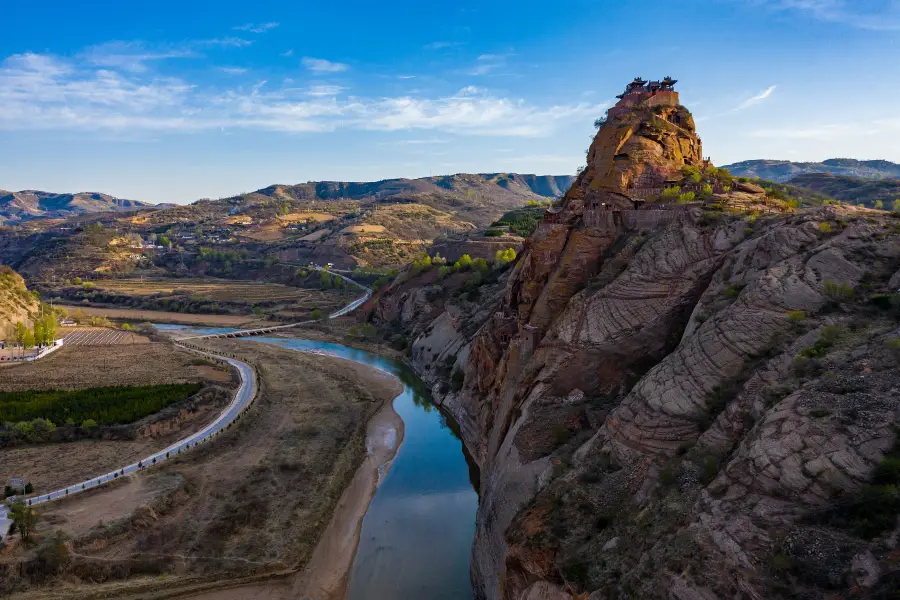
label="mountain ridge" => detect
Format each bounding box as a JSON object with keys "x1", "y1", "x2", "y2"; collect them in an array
[
  {"x1": 722, "y1": 158, "x2": 900, "y2": 182},
  {"x1": 0, "y1": 190, "x2": 152, "y2": 224}
]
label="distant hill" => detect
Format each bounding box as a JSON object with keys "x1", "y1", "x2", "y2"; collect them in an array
[
  {"x1": 0, "y1": 172, "x2": 575, "y2": 278},
  {"x1": 787, "y1": 173, "x2": 900, "y2": 209},
  {"x1": 0, "y1": 190, "x2": 152, "y2": 223},
  {"x1": 249, "y1": 172, "x2": 574, "y2": 227},
  {"x1": 722, "y1": 159, "x2": 900, "y2": 182}
]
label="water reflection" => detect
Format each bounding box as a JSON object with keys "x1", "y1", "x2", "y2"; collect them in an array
[{"x1": 155, "y1": 325, "x2": 478, "y2": 599}]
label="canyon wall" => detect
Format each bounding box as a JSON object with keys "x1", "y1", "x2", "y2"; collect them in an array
[{"x1": 369, "y1": 101, "x2": 900, "y2": 599}]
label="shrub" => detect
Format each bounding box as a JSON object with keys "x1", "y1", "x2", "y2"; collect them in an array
[
  {"x1": 494, "y1": 248, "x2": 517, "y2": 267},
  {"x1": 677, "y1": 192, "x2": 696, "y2": 204},
  {"x1": 819, "y1": 222, "x2": 832, "y2": 233},
  {"x1": 438, "y1": 265, "x2": 453, "y2": 279},
  {"x1": 872, "y1": 457, "x2": 900, "y2": 486},
  {"x1": 701, "y1": 183, "x2": 713, "y2": 196},
  {"x1": 681, "y1": 165, "x2": 702, "y2": 183},
  {"x1": 659, "y1": 465, "x2": 678, "y2": 487},
  {"x1": 787, "y1": 310, "x2": 806, "y2": 323},
  {"x1": 661, "y1": 186, "x2": 681, "y2": 199},
  {"x1": 411, "y1": 253, "x2": 433, "y2": 274},
  {"x1": 823, "y1": 280, "x2": 854, "y2": 303},
  {"x1": 472, "y1": 258, "x2": 489, "y2": 274},
  {"x1": 310, "y1": 309, "x2": 324, "y2": 321},
  {"x1": 484, "y1": 229, "x2": 503, "y2": 237},
  {"x1": 9, "y1": 502, "x2": 38, "y2": 542},
  {"x1": 390, "y1": 334, "x2": 408, "y2": 351},
  {"x1": 454, "y1": 254, "x2": 473, "y2": 272},
  {"x1": 798, "y1": 325, "x2": 844, "y2": 359}
]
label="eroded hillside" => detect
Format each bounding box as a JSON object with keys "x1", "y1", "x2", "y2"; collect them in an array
[
  {"x1": 0, "y1": 266, "x2": 39, "y2": 333},
  {"x1": 366, "y1": 92, "x2": 900, "y2": 599}
]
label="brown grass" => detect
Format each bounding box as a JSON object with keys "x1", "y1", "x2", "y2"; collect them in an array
[
  {"x1": 340, "y1": 224, "x2": 386, "y2": 234},
  {"x1": 276, "y1": 212, "x2": 336, "y2": 223},
  {"x1": 57, "y1": 305, "x2": 276, "y2": 327},
  {"x1": 0, "y1": 343, "x2": 209, "y2": 391},
  {"x1": 298, "y1": 229, "x2": 331, "y2": 242},
  {"x1": 3, "y1": 340, "x2": 402, "y2": 599},
  {"x1": 86, "y1": 278, "x2": 320, "y2": 303}
]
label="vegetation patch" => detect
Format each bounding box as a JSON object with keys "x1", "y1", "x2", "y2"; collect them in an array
[
  {"x1": 805, "y1": 432, "x2": 900, "y2": 539},
  {"x1": 492, "y1": 206, "x2": 545, "y2": 237},
  {"x1": 797, "y1": 324, "x2": 844, "y2": 359},
  {"x1": 0, "y1": 383, "x2": 203, "y2": 427}
]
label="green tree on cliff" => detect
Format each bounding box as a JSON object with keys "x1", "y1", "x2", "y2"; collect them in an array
[{"x1": 454, "y1": 254, "x2": 473, "y2": 272}]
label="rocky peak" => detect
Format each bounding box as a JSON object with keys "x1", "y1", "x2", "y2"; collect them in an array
[
  {"x1": 566, "y1": 89, "x2": 704, "y2": 212},
  {"x1": 369, "y1": 78, "x2": 900, "y2": 600}
]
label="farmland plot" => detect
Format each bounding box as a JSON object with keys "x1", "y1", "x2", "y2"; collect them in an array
[{"x1": 62, "y1": 327, "x2": 148, "y2": 345}]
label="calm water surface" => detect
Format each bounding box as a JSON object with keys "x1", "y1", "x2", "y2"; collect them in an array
[{"x1": 156, "y1": 325, "x2": 478, "y2": 600}]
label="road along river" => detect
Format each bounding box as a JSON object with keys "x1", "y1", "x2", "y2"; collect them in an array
[
  {"x1": 0, "y1": 351, "x2": 257, "y2": 538},
  {"x1": 160, "y1": 328, "x2": 480, "y2": 600}
]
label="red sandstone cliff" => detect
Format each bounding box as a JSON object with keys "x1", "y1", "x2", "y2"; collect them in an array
[{"x1": 368, "y1": 94, "x2": 900, "y2": 600}]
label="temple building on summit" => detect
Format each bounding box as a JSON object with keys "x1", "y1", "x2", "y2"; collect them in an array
[{"x1": 607, "y1": 76, "x2": 680, "y2": 119}]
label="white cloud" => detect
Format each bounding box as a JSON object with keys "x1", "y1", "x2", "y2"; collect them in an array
[
  {"x1": 79, "y1": 41, "x2": 195, "y2": 72},
  {"x1": 747, "y1": 0, "x2": 900, "y2": 30},
  {"x1": 0, "y1": 52, "x2": 606, "y2": 137},
  {"x1": 281, "y1": 49, "x2": 294, "y2": 57},
  {"x1": 305, "y1": 85, "x2": 346, "y2": 97},
  {"x1": 202, "y1": 37, "x2": 253, "y2": 48},
  {"x1": 233, "y1": 22, "x2": 279, "y2": 33},
  {"x1": 734, "y1": 84, "x2": 777, "y2": 111},
  {"x1": 424, "y1": 41, "x2": 462, "y2": 50},
  {"x1": 219, "y1": 66, "x2": 248, "y2": 75},
  {"x1": 468, "y1": 53, "x2": 513, "y2": 76},
  {"x1": 302, "y1": 57, "x2": 349, "y2": 72},
  {"x1": 380, "y1": 137, "x2": 449, "y2": 146}
]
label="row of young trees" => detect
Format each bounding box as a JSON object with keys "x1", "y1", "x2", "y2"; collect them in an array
[
  {"x1": 0, "y1": 383, "x2": 202, "y2": 426},
  {"x1": 6, "y1": 313, "x2": 58, "y2": 350}
]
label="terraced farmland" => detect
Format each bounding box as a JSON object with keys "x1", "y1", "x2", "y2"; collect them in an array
[
  {"x1": 62, "y1": 327, "x2": 149, "y2": 345},
  {"x1": 92, "y1": 278, "x2": 323, "y2": 303}
]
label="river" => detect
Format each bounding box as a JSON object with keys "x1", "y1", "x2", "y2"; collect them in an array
[{"x1": 155, "y1": 325, "x2": 478, "y2": 600}]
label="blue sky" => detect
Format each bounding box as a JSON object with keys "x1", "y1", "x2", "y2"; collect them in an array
[{"x1": 2, "y1": 0, "x2": 899, "y2": 204}]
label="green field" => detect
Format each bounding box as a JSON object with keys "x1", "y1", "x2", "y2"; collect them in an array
[{"x1": 0, "y1": 383, "x2": 203, "y2": 426}]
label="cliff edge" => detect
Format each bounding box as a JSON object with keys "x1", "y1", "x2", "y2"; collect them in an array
[{"x1": 368, "y1": 79, "x2": 900, "y2": 600}]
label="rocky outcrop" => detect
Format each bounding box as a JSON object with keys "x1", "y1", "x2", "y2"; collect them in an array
[
  {"x1": 467, "y1": 205, "x2": 899, "y2": 600},
  {"x1": 368, "y1": 95, "x2": 900, "y2": 600}
]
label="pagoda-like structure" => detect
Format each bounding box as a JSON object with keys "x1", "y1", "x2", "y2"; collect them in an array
[{"x1": 607, "y1": 76, "x2": 680, "y2": 119}]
